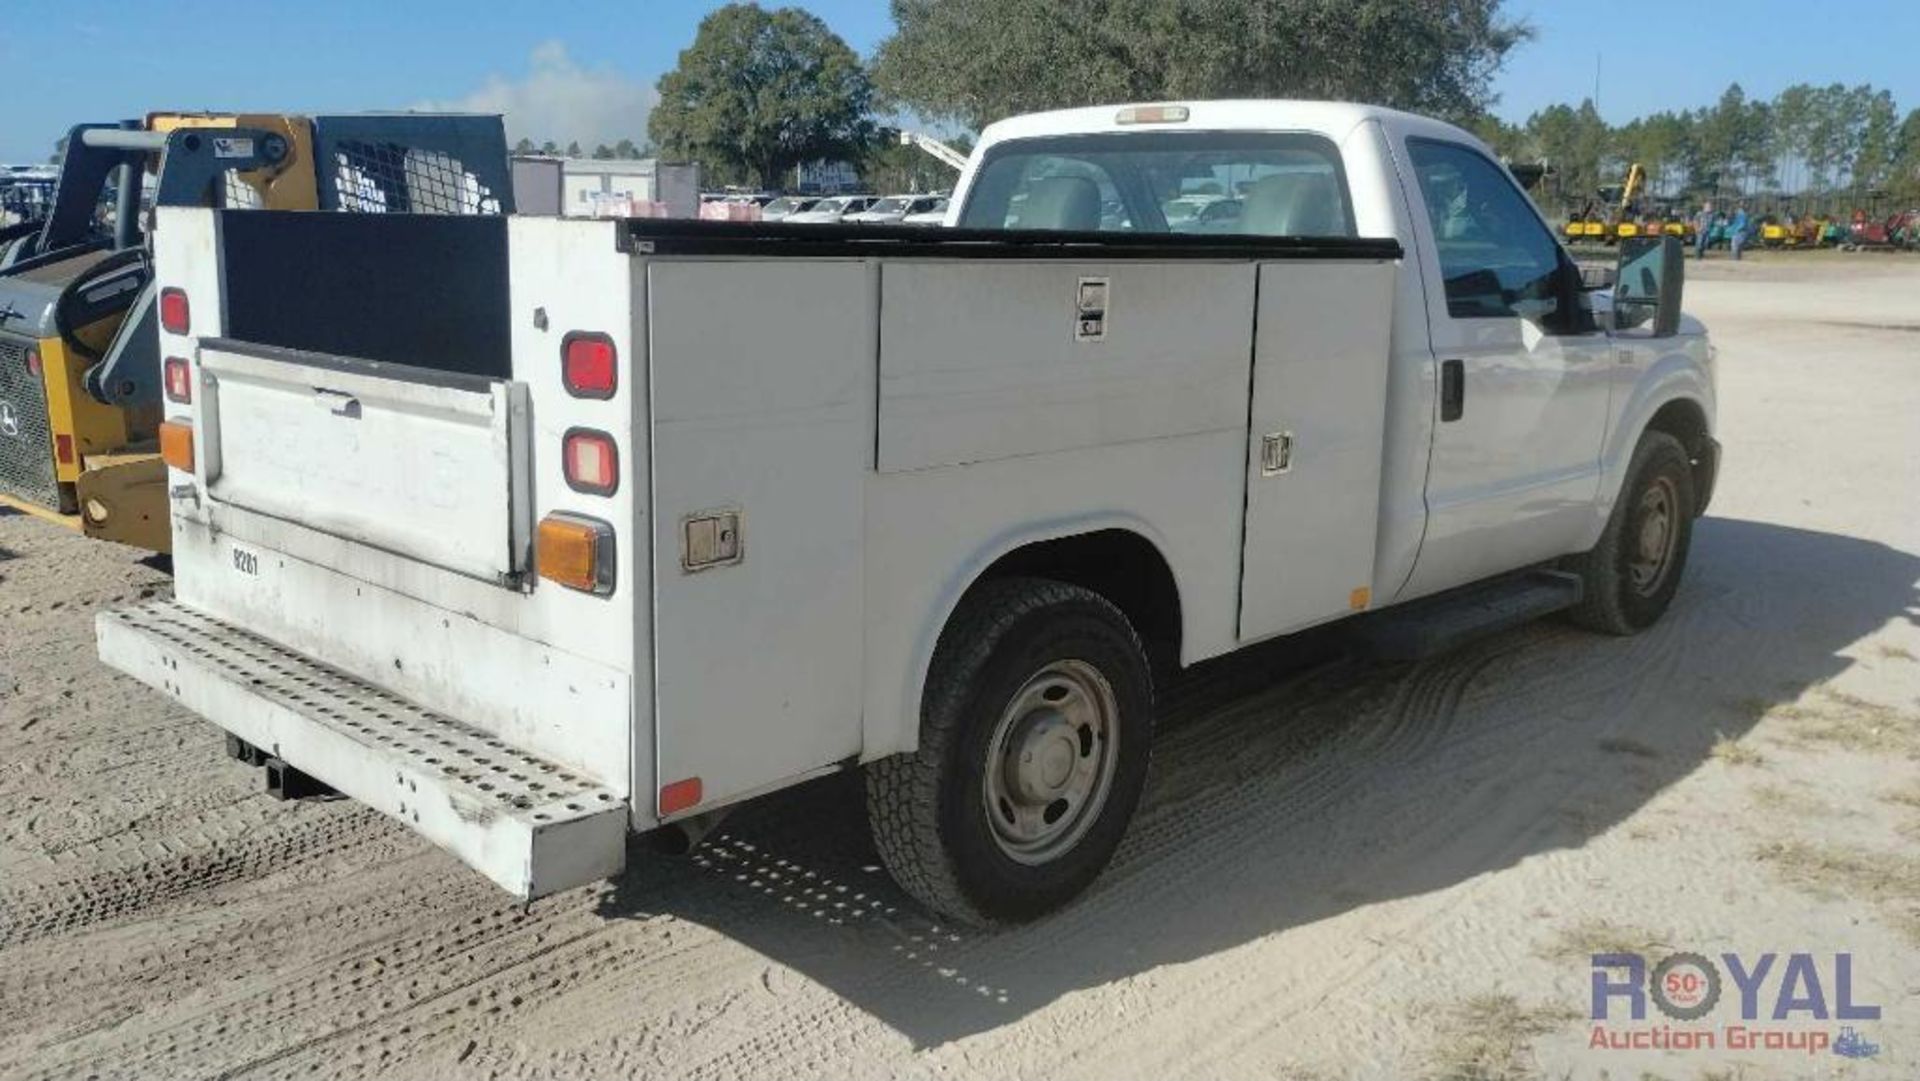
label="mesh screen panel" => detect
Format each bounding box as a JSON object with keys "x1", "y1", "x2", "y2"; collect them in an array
[
  {"x1": 0, "y1": 337, "x2": 61, "y2": 507},
  {"x1": 330, "y1": 142, "x2": 503, "y2": 215},
  {"x1": 220, "y1": 172, "x2": 266, "y2": 209}
]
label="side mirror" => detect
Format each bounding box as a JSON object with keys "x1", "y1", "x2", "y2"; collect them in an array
[{"x1": 1613, "y1": 236, "x2": 1683, "y2": 337}]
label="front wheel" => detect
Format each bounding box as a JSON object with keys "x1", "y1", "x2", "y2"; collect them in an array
[
  {"x1": 866, "y1": 577, "x2": 1153, "y2": 926},
  {"x1": 1564, "y1": 431, "x2": 1697, "y2": 634}
]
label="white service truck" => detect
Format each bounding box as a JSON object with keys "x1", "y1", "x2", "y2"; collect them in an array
[{"x1": 98, "y1": 100, "x2": 1717, "y2": 925}]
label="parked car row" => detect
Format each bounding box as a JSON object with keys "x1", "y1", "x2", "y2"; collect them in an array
[{"x1": 755, "y1": 193, "x2": 950, "y2": 225}]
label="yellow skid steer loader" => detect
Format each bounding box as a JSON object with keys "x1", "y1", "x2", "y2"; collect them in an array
[{"x1": 0, "y1": 112, "x2": 511, "y2": 552}]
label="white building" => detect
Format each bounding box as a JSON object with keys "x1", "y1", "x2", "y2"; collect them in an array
[
  {"x1": 511, "y1": 157, "x2": 702, "y2": 218},
  {"x1": 796, "y1": 159, "x2": 860, "y2": 194}
]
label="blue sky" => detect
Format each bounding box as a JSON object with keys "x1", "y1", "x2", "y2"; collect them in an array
[{"x1": 3, "y1": 0, "x2": 1916, "y2": 161}]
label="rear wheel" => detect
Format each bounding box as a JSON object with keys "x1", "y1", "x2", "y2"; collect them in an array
[
  {"x1": 1565, "y1": 431, "x2": 1696, "y2": 635},
  {"x1": 866, "y1": 578, "x2": 1153, "y2": 926}
]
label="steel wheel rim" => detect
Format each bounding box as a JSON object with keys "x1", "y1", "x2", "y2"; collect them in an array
[
  {"x1": 1628, "y1": 475, "x2": 1679, "y2": 596},
  {"x1": 981, "y1": 659, "x2": 1121, "y2": 865}
]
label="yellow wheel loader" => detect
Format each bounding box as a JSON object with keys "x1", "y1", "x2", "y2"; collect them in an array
[
  {"x1": 1562, "y1": 163, "x2": 1647, "y2": 245},
  {"x1": 0, "y1": 112, "x2": 512, "y2": 552}
]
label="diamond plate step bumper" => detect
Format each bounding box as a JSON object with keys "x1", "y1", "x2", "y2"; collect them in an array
[{"x1": 97, "y1": 601, "x2": 626, "y2": 899}]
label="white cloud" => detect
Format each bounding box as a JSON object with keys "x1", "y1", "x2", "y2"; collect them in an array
[{"x1": 419, "y1": 41, "x2": 657, "y2": 150}]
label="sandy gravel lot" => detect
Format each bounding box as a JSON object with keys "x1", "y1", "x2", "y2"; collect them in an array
[{"x1": 2, "y1": 253, "x2": 1918, "y2": 1081}]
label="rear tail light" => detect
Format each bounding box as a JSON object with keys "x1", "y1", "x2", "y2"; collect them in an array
[
  {"x1": 158, "y1": 420, "x2": 194, "y2": 472},
  {"x1": 536, "y1": 512, "x2": 615, "y2": 595},
  {"x1": 163, "y1": 357, "x2": 192, "y2": 403},
  {"x1": 562, "y1": 428, "x2": 619, "y2": 495},
  {"x1": 159, "y1": 288, "x2": 190, "y2": 335},
  {"x1": 55, "y1": 434, "x2": 75, "y2": 465},
  {"x1": 562, "y1": 333, "x2": 616, "y2": 398}
]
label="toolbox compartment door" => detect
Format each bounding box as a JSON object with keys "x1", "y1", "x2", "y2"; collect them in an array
[
  {"x1": 1238, "y1": 260, "x2": 1396, "y2": 639},
  {"x1": 645, "y1": 260, "x2": 871, "y2": 814},
  {"x1": 196, "y1": 340, "x2": 531, "y2": 586}
]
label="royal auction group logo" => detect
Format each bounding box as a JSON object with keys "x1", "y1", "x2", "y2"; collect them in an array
[{"x1": 1591, "y1": 951, "x2": 1881, "y2": 1059}]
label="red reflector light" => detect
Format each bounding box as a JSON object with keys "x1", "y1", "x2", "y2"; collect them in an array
[
  {"x1": 163, "y1": 357, "x2": 192, "y2": 403},
  {"x1": 659, "y1": 777, "x2": 703, "y2": 816},
  {"x1": 24, "y1": 348, "x2": 41, "y2": 378},
  {"x1": 55, "y1": 433, "x2": 75, "y2": 465},
  {"x1": 563, "y1": 428, "x2": 618, "y2": 495},
  {"x1": 562, "y1": 333, "x2": 616, "y2": 398},
  {"x1": 159, "y1": 288, "x2": 190, "y2": 335}
]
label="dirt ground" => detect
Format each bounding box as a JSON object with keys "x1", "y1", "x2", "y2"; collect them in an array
[{"x1": 3, "y1": 253, "x2": 1918, "y2": 1081}]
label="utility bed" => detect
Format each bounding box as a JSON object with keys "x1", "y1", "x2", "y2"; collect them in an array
[
  {"x1": 103, "y1": 205, "x2": 1402, "y2": 902},
  {"x1": 96, "y1": 99, "x2": 1714, "y2": 925}
]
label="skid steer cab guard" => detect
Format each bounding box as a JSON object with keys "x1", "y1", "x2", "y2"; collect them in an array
[{"x1": 0, "y1": 112, "x2": 513, "y2": 552}]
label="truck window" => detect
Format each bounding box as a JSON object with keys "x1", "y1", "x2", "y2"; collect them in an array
[
  {"x1": 1406, "y1": 138, "x2": 1564, "y2": 321},
  {"x1": 959, "y1": 131, "x2": 1355, "y2": 237}
]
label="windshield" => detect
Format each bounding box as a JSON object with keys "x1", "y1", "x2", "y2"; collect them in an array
[
  {"x1": 870, "y1": 197, "x2": 912, "y2": 214},
  {"x1": 766, "y1": 197, "x2": 815, "y2": 215},
  {"x1": 959, "y1": 131, "x2": 1354, "y2": 236}
]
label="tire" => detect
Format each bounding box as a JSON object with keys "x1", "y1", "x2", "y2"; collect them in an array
[
  {"x1": 1564, "y1": 431, "x2": 1696, "y2": 635},
  {"x1": 866, "y1": 577, "x2": 1154, "y2": 926}
]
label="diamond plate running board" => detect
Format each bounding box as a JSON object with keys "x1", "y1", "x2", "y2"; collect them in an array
[{"x1": 96, "y1": 601, "x2": 626, "y2": 899}]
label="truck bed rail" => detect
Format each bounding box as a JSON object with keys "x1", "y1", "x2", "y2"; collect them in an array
[{"x1": 616, "y1": 218, "x2": 1405, "y2": 261}]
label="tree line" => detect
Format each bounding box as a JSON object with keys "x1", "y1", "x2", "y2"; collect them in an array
[
  {"x1": 640, "y1": 0, "x2": 1527, "y2": 190},
  {"x1": 511, "y1": 138, "x2": 650, "y2": 160},
  {"x1": 511, "y1": 1, "x2": 1920, "y2": 210},
  {"x1": 1475, "y1": 82, "x2": 1920, "y2": 215}
]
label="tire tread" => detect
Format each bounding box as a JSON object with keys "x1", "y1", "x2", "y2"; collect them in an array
[
  {"x1": 865, "y1": 577, "x2": 1145, "y2": 925},
  {"x1": 1565, "y1": 431, "x2": 1694, "y2": 635}
]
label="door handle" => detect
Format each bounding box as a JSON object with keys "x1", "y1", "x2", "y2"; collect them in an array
[
  {"x1": 1260, "y1": 431, "x2": 1293, "y2": 476},
  {"x1": 1440, "y1": 359, "x2": 1464, "y2": 422},
  {"x1": 314, "y1": 388, "x2": 361, "y2": 418}
]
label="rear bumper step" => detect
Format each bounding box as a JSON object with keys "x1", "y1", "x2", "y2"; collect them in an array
[{"x1": 97, "y1": 601, "x2": 626, "y2": 899}]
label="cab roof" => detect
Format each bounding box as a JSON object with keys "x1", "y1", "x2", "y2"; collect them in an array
[{"x1": 974, "y1": 99, "x2": 1484, "y2": 157}]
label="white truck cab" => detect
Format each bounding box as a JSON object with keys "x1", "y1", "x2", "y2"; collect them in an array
[{"x1": 99, "y1": 100, "x2": 1715, "y2": 925}]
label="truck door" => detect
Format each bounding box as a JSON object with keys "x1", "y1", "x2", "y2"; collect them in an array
[{"x1": 1396, "y1": 137, "x2": 1611, "y2": 597}]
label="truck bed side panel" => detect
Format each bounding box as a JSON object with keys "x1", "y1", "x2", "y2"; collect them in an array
[
  {"x1": 645, "y1": 260, "x2": 873, "y2": 816},
  {"x1": 1238, "y1": 260, "x2": 1397, "y2": 639},
  {"x1": 860, "y1": 430, "x2": 1249, "y2": 762},
  {"x1": 876, "y1": 262, "x2": 1254, "y2": 472}
]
